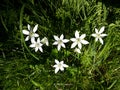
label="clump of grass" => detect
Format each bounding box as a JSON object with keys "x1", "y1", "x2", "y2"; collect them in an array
[{"x1": 0, "y1": 0, "x2": 120, "y2": 90}]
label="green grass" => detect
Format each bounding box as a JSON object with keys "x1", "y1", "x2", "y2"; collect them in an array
[{"x1": 0, "y1": 0, "x2": 120, "y2": 90}]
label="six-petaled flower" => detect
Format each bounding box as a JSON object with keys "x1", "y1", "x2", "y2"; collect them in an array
[
  {"x1": 53, "y1": 59, "x2": 68, "y2": 73},
  {"x1": 22, "y1": 24, "x2": 39, "y2": 42},
  {"x1": 91, "y1": 26, "x2": 107, "y2": 45},
  {"x1": 53, "y1": 34, "x2": 69, "y2": 51},
  {"x1": 70, "y1": 30, "x2": 89, "y2": 49},
  {"x1": 30, "y1": 38, "x2": 43, "y2": 52}
]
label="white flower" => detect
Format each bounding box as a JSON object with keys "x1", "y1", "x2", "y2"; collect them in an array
[
  {"x1": 53, "y1": 34, "x2": 69, "y2": 51},
  {"x1": 74, "y1": 48, "x2": 81, "y2": 53},
  {"x1": 70, "y1": 30, "x2": 89, "y2": 49},
  {"x1": 41, "y1": 37, "x2": 49, "y2": 46},
  {"x1": 22, "y1": 24, "x2": 39, "y2": 42},
  {"x1": 29, "y1": 38, "x2": 43, "y2": 52},
  {"x1": 91, "y1": 26, "x2": 107, "y2": 44},
  {"x1": 53, "y1": 59, "x2": 68, "y2": 74}
]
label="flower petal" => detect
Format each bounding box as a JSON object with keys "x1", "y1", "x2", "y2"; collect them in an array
[
  {"x1": 70, "y1": 38, "x2": 76, "y2": 42},
  {"x1": 31, "y1": 37, "x2": 35, "y2": 43},
  {"x1": 99, "y1": 38, "x2": 103, "y2": 44},
  {"x1": 53, "y1": 41, "x2": 58, "y2": 45},
  {"x1": 22, "y1": 30, "x2": 29, "y2": 35},
  {"x1": 63, "y1": 39, "x2": 69, "y2": 43},
  {"x1": 33, "y1": 24, "x2": 38, "y2": 32},
  {"x1": 61, "y1": 43, "x2": 65, "y2": 48},
  {"x1": 60, "y1": 67, "x2": 64, "y2": 71},
  {"x1": 57, "y1": 44, "x2": 61, "y2": 51},
  {"x1": 78, "y1": 43, "x2": 82, "y2": 49},
  {"x1": 55, "y1": 59, "x2": 59, "y2": 64},
  {"x1": 37, "y1": 38, "x2": 40, "y2": 43},
  {"x1": 80, "y1": 34, "x2": 86, "y2": 39},
  {"x1": 25, "y1": 36, "x2": 30, "y2": 41},
  {"x1": 100, "y1": 34, "x2": 107, "y2": 37},
  {"x1": 34, "y1": 33, "x2": 39, "y2": 37},
  {"x1": 54, "y1": 35, "x2": 59, "y2": 41},
  {"x1": 55, "y1": 67, "x2": 59, "y2": 73},
  {"x1": 35, "y1": 47, "x2": 39, "y2": 52},
  {"x1": 39, "y1": 47, "x2": 43, "y2": 52},
  {"x1": 95, "y1": 28, "x2": 98, "y2": 33},
  {"x1": 71, "y1": 42, "x2": 77, "y2": 48},
  {"x1": 27, "y1": 24, "x2": 31, "y2": 30},
  {"x1": 30, "y1": 44, "x2": 35, "y2": 48},
  {"x1": 99, "y1": 26, "x2": 105, "y2": 34},
  {"x1": 95, "y1": 37, "x2": 98, "y2": 42},
  {"x1": 91, "y1": 34, "x2": 97, "y2": 37},
  {"x1": 75, "y1": 30, "x2": 79, "y2": 38},
  {"x1": 60, "y1": 34, "x2": 64, "y2": 39},
  {"x1": 63, "y1": 64, "x2": 68, "y2": 68},
  {"x1": 81, "y1": 40, "x2": 89, "y2": 44}
]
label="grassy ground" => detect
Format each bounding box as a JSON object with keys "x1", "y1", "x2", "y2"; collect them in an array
[{"x1": 0, "y1": 0, "x2": 120, "y2": 90}]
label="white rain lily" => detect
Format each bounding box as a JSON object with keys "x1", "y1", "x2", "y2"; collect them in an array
[
  {"x1": 22, "y1": 24, "x2": 39, "y2": 42},
  {"x1": 91, "y1": 26, "x2": 107, "y2": 44},
  {"x1": 70, "y1": 30, "x2": 89, "y2": 49},
  {"x1": 74, "y1": 48, "x2": 81, "y2": 53},
  {"x1": 53, "y1": 59, "x2": 68, "y2": 74},
  {"x1": 53, "y1": 34, "x2": 69, "y2": 51},
  {"x1": 30, "y1": 38, "x2": 43, "y2": 52},
  {"x1": 41, "y1": 37, "x2": 49, "y2": 46}
]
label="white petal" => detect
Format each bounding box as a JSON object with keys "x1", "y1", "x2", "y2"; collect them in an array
[
  {"x1": 34, "y1": 33, "x2": 39, "y2": 37},
  {"x1": 100, "y1": 34, "x2": 107, "y2": 37},
  {"x1": 61, "y1": 43, "x2": 65, "y2": 48},
  {"x1": 63, "y1": 39, "x2": 69, "y2": 43},
  {"x1": 71, "y1": 42, "x2": 77, "y2": 48},
  {"x1": 39, "y1": 47, "x2": 43, "y2": 52},
  {"x1": 95, "y1": 28, "x2": 98, "y2": 33},
  {"x1": 53, "y1": 65, "x2": 57, "y2": 68},
  {"x1": 99, "y1": 38, "x2": 103, "y2": 44},
  {"x1": 60, "y1": 34, "x2": 64, "y2": 39},
  {"x1": 63, "y1": 64, "x2": 68, "y2": 68},
  {"x1": 37, "y1": 38, "x2": 40, "y2": 43},
  {"x1": 81, "y1": 40, "x2": 89, "y2": 44},
  {"x1": 60, "y1": 67, "x2": 64, "y2": 71},
  {"x1": 75, "y1": 30, "x2": 79, "y2": 38},
  {"x1": 33, "y1": 24, "x2": 38, "y2": 32},
  {"x1": 70, "y1": 38, "x2": 76, "y2": 42},
  {"x1": 91, "y1": 34, "x2": 97, "y2": 37},
  {"x1": 27, "y1": 24, "x2": 31, "y2": 30},
  {"x1": 57, "y1": 45, "x2": 61, "y2": 51},
  {"x1": 22, "y1": 30, "x2": 29, "y2": 35},
  {"x1": 55, "y1": 59, "x2": 59, "y2": 64},
  {"x1": 74, "y1": 48, "x2": 81, "y2": 53},
  {"x1": 25, "y1": 36, "x2": 30, "y2": 41},
  {"x1": 80, "y1": 34, "x2": 86, "y2": 39},
  {"x1": 31, "y1": 37, "x2": 35, "y2": 43},
  {"x1": 53, "y1": 35, "x2": 59, "y2": 41},
  {"x1": 53, "y1": 41, "x2": 58, "y2": 45},
  {"x1": 78, "y1": 43, "x2": 82, "y2": 49},
  {"x1": 55, "y1": 68, "x2": 59, "y2": 73},
  {"x1": 30, "y1": 44, "x2": 35, "y2": 47},
  {"x1": 35, "y1": 47, "x2": 39, "y2": 52},
  {"x1": 95, "y1": 37, "x2": 98, "y2": 42},
  {"x1": 99, "y1": 26, "x2": 105, "y2": 34},
  {"x1": 60, "y1": 61, "x2": 64, "y2": 64},
  {"x1": 46, "y1": 41, "x2": 49, "y2": 46}
]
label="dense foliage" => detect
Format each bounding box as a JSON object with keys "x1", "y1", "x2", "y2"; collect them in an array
[{"x1": 0, "y1": 0, "x2": 120, "y2": 90}]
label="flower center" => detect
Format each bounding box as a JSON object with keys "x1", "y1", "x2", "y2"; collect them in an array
[
  {"x1": 96, "y1": 33, "x2": 101, "y2": 38},
  {"x1": 35, "y1": 43, "x2": 40, "y2": 47},
  {"x1": 76, "y1": 38, "x2": 81, "y2": 43},
  {"x1": 58, "y1": 63, "x2": 62, "y2": 68},
  {"x1": 58, "y1": 40, "x2": 63, "y2": 45},
  {"x1": 30, "y1": 31, "x2": 34, "y2": 37}
]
